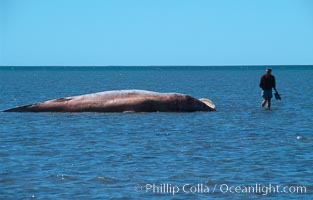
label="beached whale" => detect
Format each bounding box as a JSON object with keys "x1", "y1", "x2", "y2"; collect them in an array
[{"x1": 3, "y1": 90, "x2": 216, "y2": 112}]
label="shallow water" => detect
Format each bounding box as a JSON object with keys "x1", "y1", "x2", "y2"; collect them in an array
[{"x1": 1, "y1": 66, "x2": 312, "y2": 199}]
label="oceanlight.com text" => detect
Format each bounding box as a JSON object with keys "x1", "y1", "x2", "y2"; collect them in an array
[{"x1": 133, "y1": 183, "x2": 307, "y2": 196}]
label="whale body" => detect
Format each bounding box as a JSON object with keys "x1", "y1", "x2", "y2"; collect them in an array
[{"x1": 3, "y1": 90, "x2": 216, "y2": 112}]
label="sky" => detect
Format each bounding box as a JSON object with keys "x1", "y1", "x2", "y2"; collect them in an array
[{"x1": 0, "y1": 0, "x2": 313, "y2": 66}]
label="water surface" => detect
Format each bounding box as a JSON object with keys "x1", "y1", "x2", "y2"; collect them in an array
[{"x1": 1, "y1": 66, "x2": 312, "y2": 199}]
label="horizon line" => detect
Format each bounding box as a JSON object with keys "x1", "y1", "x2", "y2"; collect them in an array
[{"x1": 1, "y1": 64, "x2": 313, "y2": 67}]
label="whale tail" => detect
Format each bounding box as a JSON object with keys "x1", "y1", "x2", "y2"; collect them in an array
[{"x1": 199, "y1": 98, "x2": 216, "y2": 110}]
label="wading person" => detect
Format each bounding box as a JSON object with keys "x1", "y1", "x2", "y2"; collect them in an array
[{"x1": 259, "y1": 68, "x2": 277, "y2": 109}]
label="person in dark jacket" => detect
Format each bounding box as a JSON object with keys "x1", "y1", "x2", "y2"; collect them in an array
[{"x1": 259, "y1": 68, "x2": 277, "y2": 109}]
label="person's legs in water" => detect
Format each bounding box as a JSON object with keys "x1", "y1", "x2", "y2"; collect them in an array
[
  {"x1": 261, "y1": 89, "x2": 272, "y2": 109},
  {"x1": 261, "y1": 98, "x2": 268, "y2": 107},
  {"x1": 268, "y1": 98, "x2": 271, "y2": 109}
]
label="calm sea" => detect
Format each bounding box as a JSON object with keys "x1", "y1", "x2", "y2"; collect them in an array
[{"x1": 0, "y1": 66, "x2": 312, "y2": 199}]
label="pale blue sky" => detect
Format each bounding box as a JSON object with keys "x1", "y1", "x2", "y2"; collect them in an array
[{"x1": 0, "y1": 0, "x2": 312, "y2": 66}]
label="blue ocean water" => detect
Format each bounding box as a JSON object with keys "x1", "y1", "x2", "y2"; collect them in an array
[{"x1": 0, "y1": 66, "x2": 312, "y2": 199}]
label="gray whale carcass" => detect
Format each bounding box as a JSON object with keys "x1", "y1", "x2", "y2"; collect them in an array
[{"x1": 3, "y1": 90, "x2": 216, "y2": 112}]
